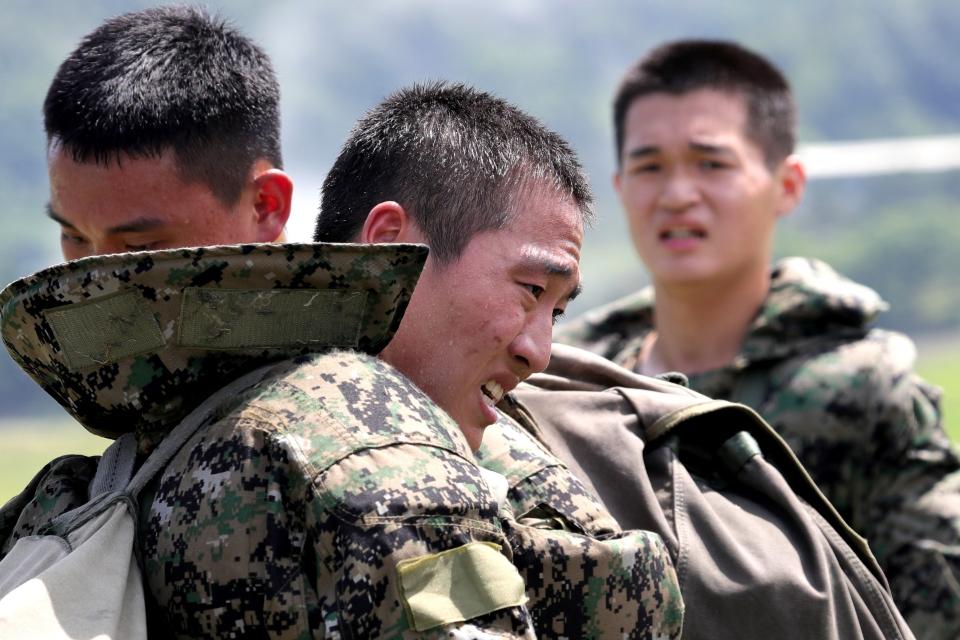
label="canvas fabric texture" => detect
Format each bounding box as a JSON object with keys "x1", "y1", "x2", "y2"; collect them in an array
[
  {"x1": 555, "y1": 256, "x2": 960, "y2": 640},
  {"x1": 0, "y1": 243, "x2": 683, "y2": 639},
  {"x1": 490, "y1": 343, "x2": 916, "y2": 640}
]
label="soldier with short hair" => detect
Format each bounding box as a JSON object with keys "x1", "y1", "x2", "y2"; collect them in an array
[
  {"x1": 557, "y1": 38, "x2": 960, "y2": 638},
  {"x1": 44, "y1": 4, "x2": 292, "y2": 260}
]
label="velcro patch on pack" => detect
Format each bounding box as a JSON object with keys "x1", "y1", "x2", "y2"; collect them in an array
[
  {"x1": 179, "y1": 288, "x2": 367, "y2": 350},
  {"x1": 397, "y1": 541, "x2": 526, "y2": 631},
  {"x1": 45, "y1": 291, "x2": 166, "y2": 371}
]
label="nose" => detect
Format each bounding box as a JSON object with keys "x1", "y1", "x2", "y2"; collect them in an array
[
  {"x1": 508, "y1": 315, "x2": 553, "y2": 378},
  {"x1": 658, "y1": 167, "x2": 700, "y2": 212}
]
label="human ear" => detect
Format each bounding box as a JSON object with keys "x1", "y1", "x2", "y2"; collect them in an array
[
  {"x1": 360, "y1": 201, "x2": 422, "y2": 244},
  {"x1": 252, "y1": 168, "x2": 293, "y2": 242},
  {"x1": 774, "y1": 155, "x2": 806, "y2": 219},
  {"x1": 612, "y1": 170, "x2": 623, "y2": 196}
]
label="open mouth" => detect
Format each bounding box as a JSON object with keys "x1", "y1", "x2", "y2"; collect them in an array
[
  {"x1": 481, "y1": 380, "x2": 505, "y2": 404},
  {"x1": 660, "y1": 228, "x2": 706, "y2": 240}
]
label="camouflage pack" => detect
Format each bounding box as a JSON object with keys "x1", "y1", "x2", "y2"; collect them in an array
[{"x1": 0, "y1": 242, "x2": 427, "y2": 450}]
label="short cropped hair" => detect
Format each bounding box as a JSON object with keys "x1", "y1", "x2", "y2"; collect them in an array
[
  {"x1": 314, "y1": 81, "x2": 592, "y2": 263},
  {"x1": 613, "y1": 39, "x2": 796, "y2": 168},
  {"x1": 44, "y1": 5, "x2": 282, "y2": 205}
]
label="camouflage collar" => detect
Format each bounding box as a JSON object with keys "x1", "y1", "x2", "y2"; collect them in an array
[
  {"x1": 584, "y1": 257, "x2": 886, "y2": 368},
  {"x1": 743, "y1": 257, "x2": 887, "y2": 361},
  {"x1": 1, "y1": 243, "x2": 427, "y2": 442}
]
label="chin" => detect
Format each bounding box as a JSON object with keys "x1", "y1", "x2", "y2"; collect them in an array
[{"x1": 459, "y1": 421, "x2": 488, "y2": 452}]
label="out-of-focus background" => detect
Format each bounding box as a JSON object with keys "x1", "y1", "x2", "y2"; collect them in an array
[{"x1": 1, "y1": 0, "x2": 958, "y2": 502}]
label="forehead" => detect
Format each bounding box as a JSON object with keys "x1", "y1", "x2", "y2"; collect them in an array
[
  {"x1": 623, "y1": 89, "x2": 751, "y2": 145},
  {"x1": 47, "y1": 146, "x2": 224, "y2": 227},
  {"x1": 474, "y1": 184, "x2": 583, "y2": 273}
]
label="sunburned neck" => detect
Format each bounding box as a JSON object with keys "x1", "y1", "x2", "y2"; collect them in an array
[{"x1": 640, "y1": 272, "x2": 770, "y2": 377}]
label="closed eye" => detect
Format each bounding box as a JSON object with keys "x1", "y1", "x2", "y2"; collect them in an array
[
  {"x1": 60, "y1": 232, "x2": 88, "y2": 246},
  {"x1": 125, "y1": 242, "x2": 159, "y2": 252}
]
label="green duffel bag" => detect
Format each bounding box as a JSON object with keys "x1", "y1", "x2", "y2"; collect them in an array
[{"x1": 494, "y1": 343, "x2": 914, "y2": 640}]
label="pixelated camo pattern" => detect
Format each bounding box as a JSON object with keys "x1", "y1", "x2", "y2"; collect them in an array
[
  {"x1": 557, "y1": 256, "x2": 960, "y2": 639},
  {"x1": 477, "y1": 413, "x2": 683, "y2": 638},
  {"x1": 507, "y1": 521, "x2": 683, "y2": 639},
  {"x1": 475, "y1": 412, "x2": 620, "y2": 536},
  {"x1": 136, "y1": 349, "x2": 538, "y2": 638},
  {"x1": 0, "y1": 243, "x2": 427, "y2": 449}
]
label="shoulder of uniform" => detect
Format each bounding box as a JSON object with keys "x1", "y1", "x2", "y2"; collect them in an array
[
  {"x1": 475, "y1": 412, "x2": 563, "y2": 484},
  {"x1": 826, "y1": 328, "x2": 919, "y2": 375},
  {"x1": 238, "y1": 350, "x2": 474, "y2": 464}
]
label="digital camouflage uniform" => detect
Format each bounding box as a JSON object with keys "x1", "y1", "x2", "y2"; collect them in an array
[
  {"x1": 0, "y1": 244, "x2": 683, "y2": 639},
  {"x1": 555, "y1": 256, "x2": 960, "y2": 640}
]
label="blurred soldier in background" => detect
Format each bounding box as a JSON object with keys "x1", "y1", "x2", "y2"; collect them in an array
[{"x1": 557, "y1": 38, "x2": 960, "y2": 639}]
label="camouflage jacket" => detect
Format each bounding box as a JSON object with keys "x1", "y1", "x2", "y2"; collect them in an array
[
  {"x1": 0, "y1": 244, "x2": 683, "y2": 639},
  {"x1": 556, "y1": 256, "x2": 960, "y2": 640}
]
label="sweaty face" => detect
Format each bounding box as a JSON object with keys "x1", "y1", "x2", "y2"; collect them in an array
[
  {"x1": 616, "y1": 89, "x2": 792, "y2": 289},
  {"x1": 48, "y1": 145, "x2": 266, "y2": 260},
  {"x1": 380, "y1": 185, "x2": 583, "y2": 450}
]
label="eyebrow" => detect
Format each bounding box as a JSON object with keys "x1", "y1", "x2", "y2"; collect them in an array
[
  {"x1": 625, "y1": 145, "x2": 659, "y2": 160},
  {"x1": 46, "y1": 206, "x2": 166, "y2": 234},
  {"x1": 46, "y1": 205, "x2": 75, "y2": 230},
  {"x1": 625, "y1": 141, "x2": 736, "y2": 160},
  {"x1": 518, "y1": 254, "x2": 583, "y2": 302},
  {"x1": 689, "y1": 141, "x2": 736, "y2": 156}
]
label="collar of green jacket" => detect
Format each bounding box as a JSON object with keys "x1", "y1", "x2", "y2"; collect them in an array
[{"x1": 0, "y1": 243, "x2": 427, "y2": 443}]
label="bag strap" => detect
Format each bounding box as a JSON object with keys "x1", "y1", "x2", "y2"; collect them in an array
[
  {"x1": 48, "y1": 363, "x2": 282, "y2": 537},
  {"x1": 124, "y1": 363, "x2": 280, "y2": 496},
  {"x1": 88, "y1": 433, "x2": 138, "y2": 498}
]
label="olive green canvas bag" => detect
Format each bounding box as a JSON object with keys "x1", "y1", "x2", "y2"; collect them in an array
[{"x1": 503, "y1": 344, "x2": 915, "y2": 640}]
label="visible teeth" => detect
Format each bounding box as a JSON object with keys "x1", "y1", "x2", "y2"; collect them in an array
[{"x1": 481, "y1": 380, "x2": 504, "y2": 404}]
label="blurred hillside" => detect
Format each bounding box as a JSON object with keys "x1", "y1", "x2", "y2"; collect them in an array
[{"x1": 1, "y1": 0, "x2": 958, "y2": 418}]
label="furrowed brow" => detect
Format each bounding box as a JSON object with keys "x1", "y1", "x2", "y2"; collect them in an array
[
  {"x1": 689, "y1": 141, "x2": 735, "y2": 156},
  {"x1": 625, "y1": 145, "x2": 660, "y2": 160},
  {"x1": 46, "y1": 205, "x2": 76, "y2": 230},
  {"x1": 519, "y1": 252, "x2": 582, "y2": 302}
]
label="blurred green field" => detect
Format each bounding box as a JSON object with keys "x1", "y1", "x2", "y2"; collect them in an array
[
  {"x1": 918, "y1": 340, "x2": 960, "y2": 443},
  {"x1": 1, "y1": 338, "x2": 958, "y2": 505},
  {"x1": 0, "y1": 421, "x2": 107, "y2": 504}
]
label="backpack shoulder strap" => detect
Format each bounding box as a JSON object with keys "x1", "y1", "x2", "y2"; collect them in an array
[
  {"x1": 48, "y1": 363, "x2": 281, "y2": 535},
  {"x1": 88, "y1": 434, "x2": 138, "y2": 498},
  {"x1": 126, "y1": 363, "x2": 280, "y2": 496}
]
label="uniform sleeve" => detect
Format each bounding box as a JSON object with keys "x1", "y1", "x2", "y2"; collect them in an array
[
  {"x1": 861, "y1": 368, "x2": 960, "y2": 639},
  {"x1": 307, "y1": 442, "x2": 538, "y2": 639},
  {"x1": 477, "y1": 412, "x2": 684, "y2": 638},
  {"x1": 475, "y1": 413, "x2": 621, "y2": 536},
  {"x1": 0, "y1": 455, "x2": 98, "y2": 558},
  {"x1": 505, "y1": 518, "x2": 684, "y2": 639}
]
